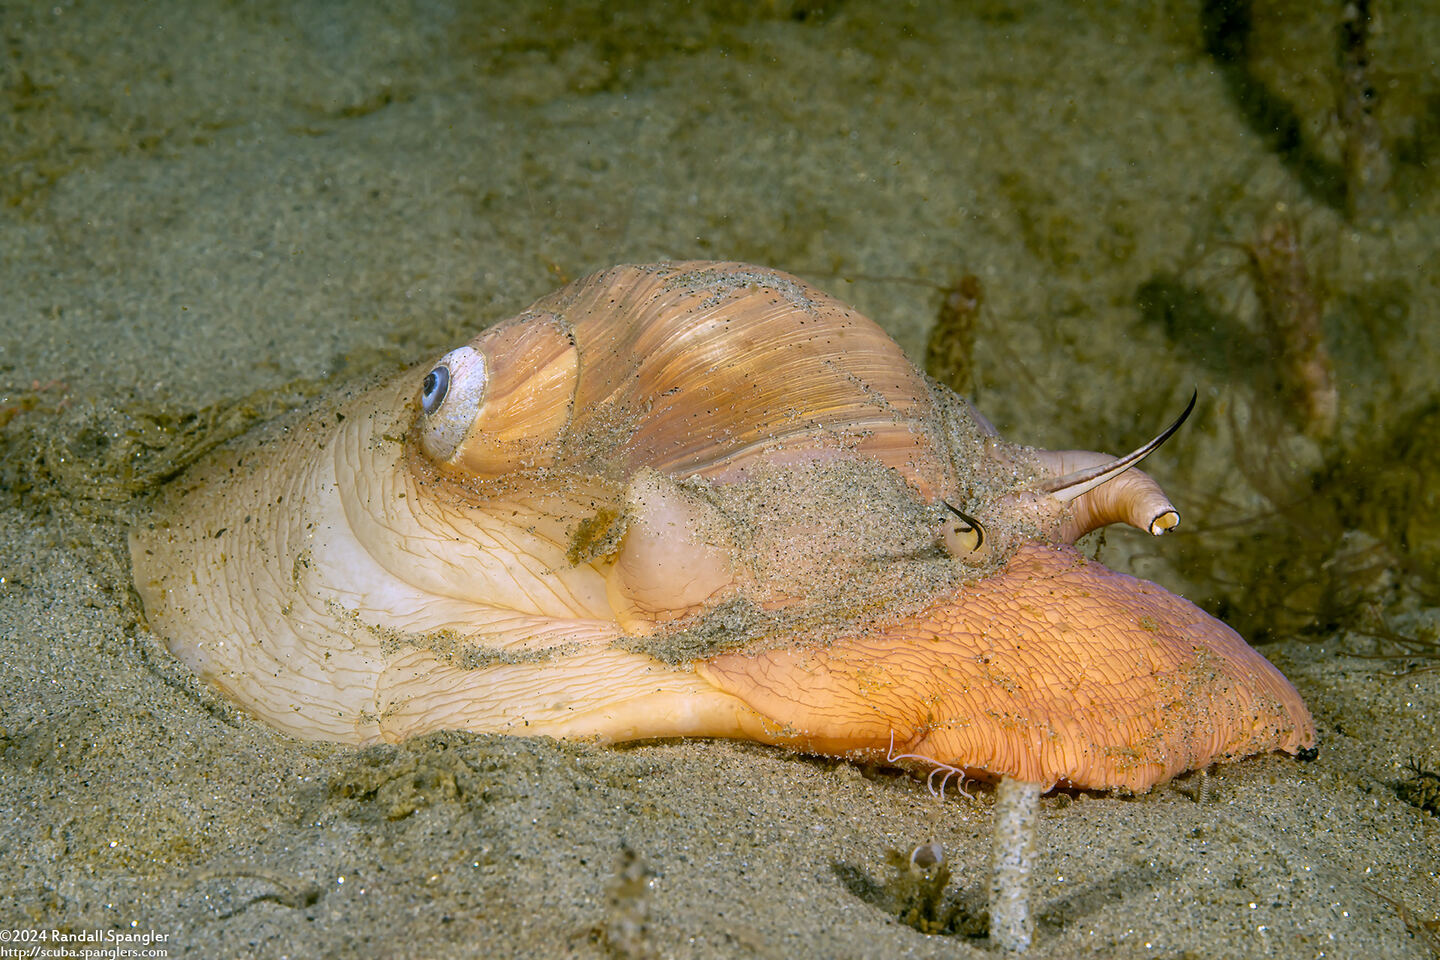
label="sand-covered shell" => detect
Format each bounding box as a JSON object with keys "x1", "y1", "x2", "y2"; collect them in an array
[
  {"x1": 417, "y1": 262, "x2": 961, "y2": 493},
  {"x1": 131, "y1": 261, "x2": 1314, "y2": 791}
]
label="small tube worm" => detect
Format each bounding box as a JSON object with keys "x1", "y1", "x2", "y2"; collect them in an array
[
  {"x1": 989, "y1": 776, "x2": 1041, "y2": 954},
  {"x1": 924, "y1": 273, "x2": 983, "y2": 397},
  {"x1": 1245, "y1": 216, "x2": 1339, "y2": 440},
  {"x1": 1337, "y1": 0, "x2": 1390, "y2": 224}
]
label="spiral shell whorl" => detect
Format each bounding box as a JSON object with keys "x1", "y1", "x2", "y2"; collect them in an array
[
  {"x1": 419, "y1": 312, "x2": 579, "y2": 480},
  {"x1": 420, "y1": 262, "x2": 958, "y2": 500}
]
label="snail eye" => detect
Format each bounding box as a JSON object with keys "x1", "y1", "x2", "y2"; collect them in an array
[
  {"x1": 416, "y1": 346, "x2": 487, "y2": 464},
  {"x1": 421, "y1": 365, "x2": 450, "y2": 415},
  {"x1": 941, "y1": 501, "x2": 985, "y2": 556}
]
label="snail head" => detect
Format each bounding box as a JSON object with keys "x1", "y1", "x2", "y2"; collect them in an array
[{"x1": 941, "y1": 390, "x2": 1197, "y2": 565}]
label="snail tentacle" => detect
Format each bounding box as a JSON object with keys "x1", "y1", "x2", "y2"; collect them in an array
[
  {"x1": 940, "y1": 500, "x2": 986, "y2": 556},
  {"x1": 1030, "y1": 390, "x2": 1195, "y2": 542},
  {"x1": 1037, "y1": 389, "x2": 1196, "y2": 503},
  {"x1": 1046, "y1": 462, "x2": 1180, "y2": 542}
]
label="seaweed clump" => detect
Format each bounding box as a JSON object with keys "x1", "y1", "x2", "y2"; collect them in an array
[
  {"x1": 1135, "y1": 200, "x2": 1437, "y2": 656},
  {"x1": 836, "y1": 842, "x2": 986, "y2": 939},
  {"x1": 1397, "y1": 759, "x2": 1440, "y2": 818},
  {"x1": 1204, "y1": 399, "x2": 1440, "y2": 647}
]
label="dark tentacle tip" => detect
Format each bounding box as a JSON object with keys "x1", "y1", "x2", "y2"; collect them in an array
[
  {"x1": 1153, "y1": 387, "x2": 1198, "y2": 451},
  {"x1": 1296, "y1": 745, "x2": 1320, "y2": 763},
  {"x1": 1149, "y1": 509, "x2": 1181, "y2": 536}
]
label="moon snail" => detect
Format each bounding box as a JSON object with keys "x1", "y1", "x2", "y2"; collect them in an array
[{"x1": 131, "y1": 261, "x2": 1315, "y2": 797}]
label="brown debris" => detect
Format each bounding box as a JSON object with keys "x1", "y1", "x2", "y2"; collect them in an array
[
  {"x1": 924, "y1": 274, "x2": 982, "y2": 398},
  {"x1": 1244, "y1": 215, "x2": 1339, "y2": 440},
  {"x1": 1337, "y1": 0, "x2": 1391, "y2": 224}
]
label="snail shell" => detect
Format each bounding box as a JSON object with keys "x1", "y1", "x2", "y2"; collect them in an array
[
  {"x1": 414, "y1": 262, "x2": 963, "y2": 492},
  {"x1": 132, "y1": 263, "x2": 999, "y2": 743},
  {"x1": 131, "y1": 261, "x2": 1313, "y2": 790}
]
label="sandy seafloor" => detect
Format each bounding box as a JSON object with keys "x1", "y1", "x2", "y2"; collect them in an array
[{"x1": 2, "y1": 1, "x2": 1439, "y2": 957}]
